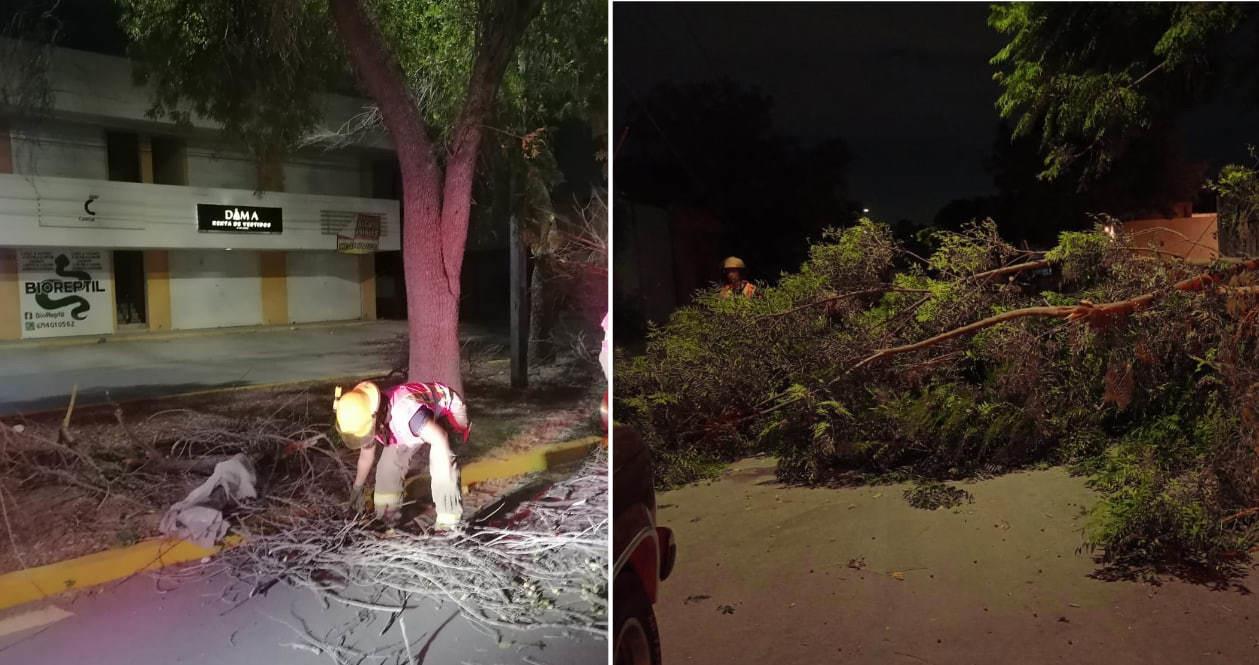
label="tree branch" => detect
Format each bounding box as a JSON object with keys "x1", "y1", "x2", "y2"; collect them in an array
[
  {"x1": 327, "y1": 0, "x2": 441, "y2": 187},
  {"x1": 966, "y1": 259, "x2": 1052, "y2": 283},
  {"x1": 854, "y1": 259, "x2": 1259, "y2": 370},
  {"x1": 439, "y1": 0, "x2": 544, "y2": 295}
]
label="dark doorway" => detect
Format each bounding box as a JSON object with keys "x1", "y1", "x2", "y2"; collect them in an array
[
  {"x1": 374, "y1": 251, "x2": 406, "y2": 320},
  {"x1": 114, "y1": 250, "x2": 146, "y2": 326},
  {"x1": 369, "y1": 157, "x2": 407, "y2": 320},
  {"x1": 105, "y1": 131, "x2": 141, "y2": 183}
]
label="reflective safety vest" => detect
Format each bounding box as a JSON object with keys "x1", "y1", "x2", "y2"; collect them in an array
[
  {"x1": 720, "y1": 281, "x2": 757, "y2": 299},
  {"x1": 383, "y1": 382, "x2": 470, "y2": 446}
]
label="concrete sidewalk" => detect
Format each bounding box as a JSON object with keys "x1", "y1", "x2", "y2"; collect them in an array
[
  {"x1": 0, "y1": 320, "x2": 504, "y2": 416},
  {"x1": 0, "y1": 565, "x2": 604, "y2": 665}
]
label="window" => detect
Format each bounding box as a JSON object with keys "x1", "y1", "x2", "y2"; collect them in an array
[{"x1": 105, "y1": 131, "x2": 141, "y2": 182}]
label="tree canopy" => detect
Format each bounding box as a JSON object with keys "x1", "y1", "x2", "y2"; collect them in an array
[
  {"x1": 990, "y1": 2, "x2": 1249, "y2": 185},
  {"x1": 117, "y1": 0, "x2": 605, "y2": 164}
]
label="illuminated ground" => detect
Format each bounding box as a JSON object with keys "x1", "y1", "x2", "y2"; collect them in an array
[
  {"x1": 0, "y1": 550, "x2": 605, "y2": 665},
  {"x1": 653, "y1": 457, "x2": 1259, "y2": 665}
]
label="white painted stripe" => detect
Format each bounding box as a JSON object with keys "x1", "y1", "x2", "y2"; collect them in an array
[{"x1": 0, "y1": 605, "x2": 73, "y2": 638}]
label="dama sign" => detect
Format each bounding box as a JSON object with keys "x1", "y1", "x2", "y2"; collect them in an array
[{"x1": 197, "y1": 204, "x2": 283, "y2": 233}]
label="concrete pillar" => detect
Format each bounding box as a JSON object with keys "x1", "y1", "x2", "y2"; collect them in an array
[
  {"x1": 0, "y1": 121, "x2": 12, "y2": 174},
  {"x1": 260, "y1": 251, "x2": 288, "y2": 325},
  {"x1": 0, "y1": 249, "x2": 19, "y2": 340},
  {"x1": 138, "y1": 135, "x2": 154, "y2": 184},
  {"x1": 257, "y1": 152, "x2": 285, "y2": 192},
  {"x1": 143, "y1": 250, "x2": 172, "y2": 331},
  {"x1": 359, "y1": 253, "x2": 376, "y2": 321}
]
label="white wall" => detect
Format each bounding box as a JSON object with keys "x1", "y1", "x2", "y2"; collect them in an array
[
  {"x1": 285, "y1": 152, "x2": 365, "y2": 197},
  {"x1": 16, "y1": 39, "x2": 392, "y2": 151},
  {"x1": 169, "y1": 250, "x2": 263, "y2": 329},
  {"x1": 184, "y1": 145, "x2": 364, "y2": 197},
  {"x1": 9, "y1": 120, "x2": 107, "y2": 180},
  {"x1": 0, "y1": 173, "x2": 401, "y2": 252},
  {"x1": 286, "y1": 251, "x2": 361, "y2": 323},
  {"x1": 185, "y1": 145, "x2": 257, "y2": 191}
]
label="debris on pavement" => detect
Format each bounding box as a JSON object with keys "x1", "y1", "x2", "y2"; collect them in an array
[
  {"x1": 159, "y1": 454, "x2": 257, "y2": 547},
  {"x1": 172, "y1": 449, "x2": 609, "y2": 660},
  {"x1": 904, "y1": 482, "x2": 975, "y2": 510}
]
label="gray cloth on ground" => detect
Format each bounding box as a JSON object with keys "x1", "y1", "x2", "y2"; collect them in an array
[{"x1": 159, "y1": 454, "x2": 257, "y2": 548}]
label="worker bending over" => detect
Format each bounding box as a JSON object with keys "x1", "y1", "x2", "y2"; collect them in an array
[{"x1": 333, "y1": 380, "x2": 470, "y2": 528}]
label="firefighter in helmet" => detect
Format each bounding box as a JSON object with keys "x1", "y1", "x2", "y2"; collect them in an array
[
  {"x1": 333, "y1": 380, "x2": 470, "y2": 529},
  {"x1": 719, "y1": 256, "x2": 757, "y2": 299}
]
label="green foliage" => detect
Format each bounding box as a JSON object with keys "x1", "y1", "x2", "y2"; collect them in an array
[
  {"x1": 118, "y1": 0, "x2": 345, "y2": 159},
  {"x1": 1212, "y1": 162, "x2": 1259, "y2": 199},
  {"x1": 619, "y1": 216, "x2": 1259, "y2": 570},
  {"x1": 1084, "y1": 409, "x2": 1243, "y2": 565},
  {"x1": 990, "y1": 3, "x2": 1246, "y2": 183},
  {"x1": 117, "y1": 0, "x2": 605, "y2": 160},
  {"x1": 927, "y1": 220, "x2": 1005, "y2": 277},
  {"x1": 1046, "y1": 229, "x2": 1112, "y2": 285}
]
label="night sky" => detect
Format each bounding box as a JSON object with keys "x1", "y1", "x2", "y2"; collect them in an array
[{"x1": 614, "y1": 1, "x2": 1259, "y2": 225}]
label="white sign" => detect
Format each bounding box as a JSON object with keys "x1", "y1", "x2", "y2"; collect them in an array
[
  {"x1": 336, "y1": 213, "x2": 382, "y2": 254},
  {"x1": 18, "y1": 249, "x2": 114, "y2": 339}
]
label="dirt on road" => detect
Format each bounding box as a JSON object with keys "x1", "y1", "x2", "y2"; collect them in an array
[{"x1": 654, "y1": 457, "x2": 1259, "y2": 665}]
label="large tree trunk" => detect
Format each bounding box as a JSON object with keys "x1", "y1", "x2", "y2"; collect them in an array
[
  {"x1": 328, "y1": 0, "x2": 541, "y2": 396},
  {"x1": 403, "y1": 200, "x2": 464, "y2": 393}
]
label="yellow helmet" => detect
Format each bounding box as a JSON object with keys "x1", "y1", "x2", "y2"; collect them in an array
[
  {"x1": 333, "y1": 381, "x2": 381, "y2": 449},
  {"x1": 722, "y1": 256, "x2": 746, "y2": 270}
]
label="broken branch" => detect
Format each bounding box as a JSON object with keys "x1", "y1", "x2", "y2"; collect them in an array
[{"x1": 855, "y1": 259, "x2": 1259, "y2": 370}]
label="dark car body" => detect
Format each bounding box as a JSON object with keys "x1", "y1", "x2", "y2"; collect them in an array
[{"x1": 613, "y1": 424, "x2": 675, "y2": 663}]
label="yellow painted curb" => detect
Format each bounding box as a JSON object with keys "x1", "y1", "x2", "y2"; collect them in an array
[
  {"x1": 459, "y1": 435, "x2": 604, "y2": 492},
  {"x1": 0, "y1": 535, "x2": 241, "y2": 612},
  {"x1": 0, "y1": 436, "x2": 602, "y2": 612}
]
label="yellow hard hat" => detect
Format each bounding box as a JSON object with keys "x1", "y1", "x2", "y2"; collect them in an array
[
  {"x1": 333, "y1": 381, "x2": 381, "y2": 449},
  {"x1": 723, "y1": 256, "x2": 746, "y2": 270}
]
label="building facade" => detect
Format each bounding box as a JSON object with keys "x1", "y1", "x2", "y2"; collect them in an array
[{"x1": 0, "y1": 44, "x2": 401, "y2": 341}]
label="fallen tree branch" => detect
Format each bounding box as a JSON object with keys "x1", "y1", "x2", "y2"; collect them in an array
[
  {"x1": 965, "y1": 259, "x2": 1052, "y2": 284},
  {"x1": 58, "y1": 384, "x2": 77, "y2": 446},
  {"x1": 854, "y1": 305, "x2": 1078, "y2": 370},
  {"x1": 1222, "y1": 506, "x2": 1259, "y2": 525},
  {"x1": 854, "y1": 259, "x2": 1259, "y2": 370}
]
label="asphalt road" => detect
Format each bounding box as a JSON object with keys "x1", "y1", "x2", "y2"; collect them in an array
[
  {"x1": 0, "y1": 568, "x2": 605, "y2": 665},
  {"x1": 653, "y1": 457, "x2": 1259, "y2": 665},
  {"x1": 0, "y1": 321, "x2": 505, "y2": 416}
]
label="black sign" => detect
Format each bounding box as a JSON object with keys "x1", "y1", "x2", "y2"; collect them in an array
[{"x1": 197, "y1": 204, "x2": 283, "y2": 233}]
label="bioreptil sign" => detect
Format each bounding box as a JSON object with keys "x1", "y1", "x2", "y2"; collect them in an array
[
  {"x1": 197, "y1": 204, "x2": 283, "y2": 233},
  {"x1": 18, "y1": 249, "x2": 114, "y2": 339}
]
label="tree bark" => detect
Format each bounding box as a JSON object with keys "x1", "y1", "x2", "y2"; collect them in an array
[
  {"x1": 510, "y1": 214, "x2": 530, "y2": 387},
  {"x1": 327, "y1": 0, "x2": 541, "y2": 395},
  {"x1": 528, "y1": 254, "x2": 556, "y2": 362}
]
